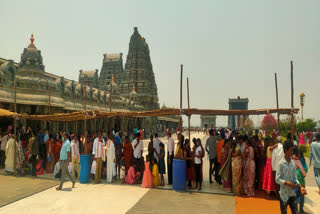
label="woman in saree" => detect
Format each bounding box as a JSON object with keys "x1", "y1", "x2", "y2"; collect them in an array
[
  {"x1": 231, "y1": 137, "x2": 242, "y2": 195},
  {"x1": 219, "y1": 138, "x2": 232, "y2": 192},
  {"x1": 123, "y1": 136, "x2": 133, "y2": 175},
  {"x1": 46, "y1": 134, "x2": 55, "y2": 173},
  {"x1": 242, "y1": 137, "x2": 255, "y2": 197}
]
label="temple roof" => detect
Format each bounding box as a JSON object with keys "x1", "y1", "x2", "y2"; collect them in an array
[
  {"x1": 103, "y1": 53, "x2": 122, "y2": 62},
  {"x1": 20, "y1": 34, "x2": 44, "y2": 69},
  {"x1": 25, "y1": 34, "x2": 39, "y2": 52},
  {"x1": 79, "y1": 70, "x2": 98, "y2": 78},
  {"x1": 108, "y1": 75, "x2": 118, "y2": 88}
]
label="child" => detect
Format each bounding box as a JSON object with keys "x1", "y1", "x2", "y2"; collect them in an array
[
  {"x1": 262, "y1": 137, "x2": 275, "y2": 196},
  {"x1": 152, "y1": 158, "x2": 160, "y2": 186},
  {"x1": 120, "y1": 154, "x2": 126, "y2": 183},
  {"x1": 125, "y1": 161, "x2": 140, "y2": 185},
  {"x1": 141, "y1": 156, "x2": 153, "y2": 188},
  {"x1": 292, "y1": 147, "x2": 308, "y2": 213},
  {"x1": 156, "y1": 142, "x2": 166, "y2": 186},
  {"x1": 276, "y1": 141, "x2": 307, "y2": 214}
]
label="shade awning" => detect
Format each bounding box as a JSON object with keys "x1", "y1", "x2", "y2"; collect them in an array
[{"x1": 11, "y1": 107, "x2": 299, "y2": 122}]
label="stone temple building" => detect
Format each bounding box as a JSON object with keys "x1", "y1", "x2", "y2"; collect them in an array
[
  {"x1": 228, "y1": 96, "x2": 249, "y2": 129},
  {"x1": 0, "y1": 28, "x2": 178, "y2": 135},
  {"x1": 99, "y1": 53, "x2": 123, "y2": 88},
  {"x1": 79, "y1": 69, "x2": 99, "y2": 88},
  {"x1": 200, "y1": 115, "x2": 217, "y2": 130},
  {"x1": 119, "y1": 27, "x2": 159, "y2": 111}
]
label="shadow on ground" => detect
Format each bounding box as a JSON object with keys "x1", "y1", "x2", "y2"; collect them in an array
[
  {"x1": 126, "y1": 189, "x2": 235, "y2": 214},
  {"x1": 0, "y1": 175, "x2": 58, "y2": 207}
]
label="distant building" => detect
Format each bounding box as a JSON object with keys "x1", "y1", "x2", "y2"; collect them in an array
[
  {"x1": 79, "y1": 69, "x2": 99, "y2": 88},
  {"x1": 0, "y1": 28, "x2": 177, "y2": 135},
  {"x1": 99, "y1": 53, "x2": 123, "y2": 89},
  {"x1": 200, "y1": 115, "x2": 217, "y2": 130},
  {"x1": 228, "y1": 96, "x2": 249, "y2": 129}
]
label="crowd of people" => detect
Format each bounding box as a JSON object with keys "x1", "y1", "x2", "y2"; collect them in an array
[
  {"x1": 0, "y1": 127, "x2": 179, "y2": 189},
  {"x1": 204, "y1": 128, "x2": 320, "y2": 214},
  {"x1": 0, "y1": 125, "x2": 319, "y2": 214}
]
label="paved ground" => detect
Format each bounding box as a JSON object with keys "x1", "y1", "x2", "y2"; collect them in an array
[
  {"x1": 303, "y1": 160, "x2": 320, "y2": 214},
  {"x1": 0, "y1": 182, "x2": 149, "y2": 214},
  {"x1": 0, "y1": 176, "x2": 58, "y2": 207},
  {"x1": 127, "y1": 189, "x2": 234, "y2": 214}
]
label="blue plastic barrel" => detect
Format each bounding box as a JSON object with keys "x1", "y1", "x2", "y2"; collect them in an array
[
  {"x1": 79, "y1": 154, "x2": 90, "y2": 183},
  {"x1": 173, "y1": 159, "x2": 186, "y2": 191}
]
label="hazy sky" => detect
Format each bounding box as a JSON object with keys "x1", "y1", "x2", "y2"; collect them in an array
[{"x1": 1, "y1": 0, "x2": 319, "y2": 126}]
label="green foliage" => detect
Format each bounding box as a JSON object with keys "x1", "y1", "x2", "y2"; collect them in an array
[
  {"x1": 296, "y1": 119, "x2": 317, "y2": 132},
  {"x1": 299, "y1": 145, "x2": 307, "y2": 153},
  {"x1": 304, "y1": 146, "x2": 310, "y2": 157},
  {"x1": 279, "y1": 117, "x2": 296, "y2": 136},
  {"x1": 244, "y1": 117, "x2": 254, "y2": 129}
]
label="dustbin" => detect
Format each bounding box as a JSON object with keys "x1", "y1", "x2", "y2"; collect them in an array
[
  {"x1": 173, "y1": 159, "x2": 186, "y2": 191},
  {"x1": 79, "y1": 154, "x2": 90, "y2": 183}
]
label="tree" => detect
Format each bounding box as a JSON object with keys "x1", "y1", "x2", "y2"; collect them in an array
[
  {"x1": 296, "y1": 119, "x2": 317, "y2": 132},
  {"x1": 243, "y1": 117, "x2": 254, "y2": 129},
  {"x1": 261, "y1": 113, "x2": 277, "y2": 134},
  {"x1": 279, "y1": 116, "x2": 296, "y2": 136}
]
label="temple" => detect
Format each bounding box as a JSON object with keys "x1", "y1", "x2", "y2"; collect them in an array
[
  {"x1": 99, "y1": 53, "x2": 123, "y2": 89},
  {"x1": 228, "y1": 96, "x2": 249, "y2": 129},
  {"x1": 0, "y1": 28, "x2": 178, "y2": 135},
  {"x1": 200, "y1": 115, "x2": 217, "y2": 130},
  {"x1": 119, "y1": 27, "x2": 159, "y2": 111}
]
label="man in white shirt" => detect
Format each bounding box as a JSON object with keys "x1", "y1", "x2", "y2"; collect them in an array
[
  {"x1": 153, "y1": 134, "x2": 161, "y2": 162},
  {"x1": 133, "y1": 133, "x2": 143, "y2": 172},
  {"x1": 271, "y1": 136, "x2": 284, "y2": 199},
  {"x1": 167, "y1": 132, "x2": 175, "y2": 185},
  {"x1": 92, "y1": 135, "x2": 104, "y2": 184},
  {"x1": 194, "y1": 140, "x2": 202, "y2": 190},
  {"x1": 71, "y1": 134, "x2": 80, "y2": 179},
  {"x1": 0, "y1": 134, "x2": 8, "y2": 168}
]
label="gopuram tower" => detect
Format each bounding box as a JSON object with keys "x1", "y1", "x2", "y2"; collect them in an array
[{"x1": 119, "y1": 27, "x2": 159, "y2": 111}]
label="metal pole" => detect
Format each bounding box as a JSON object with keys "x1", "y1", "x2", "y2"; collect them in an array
[
  {"x1": 110, "y1": 78, "x2": 112, "y2": 113},
  {"x1": 179, "y1": 64, "x2": 183, "y2": 137},
  {"x1": 274, "y1": 73, "x2": 280, "y2": 132},
  {"x1": 48, "y1": 83, "x2": 51, "y2": 133},
  {"x1": 290, "y1": 61, "x2": 294, "y2": 142},
  {"x1": 109, "y1": 76, "x2": 113, "y2": 134},
  {"x1": 187, "y1": 77, "x2": 190, "y2": 141},
  {"x1": 84, "y1": 75, "x2": 87, "y2": 154},
  {"x1": 13, "y1": 79, "x2": 17, "y2": 176}
]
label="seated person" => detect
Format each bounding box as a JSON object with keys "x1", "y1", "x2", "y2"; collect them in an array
[{"x1": 125, "y1": 161, "x2": 140, "y2": 185}]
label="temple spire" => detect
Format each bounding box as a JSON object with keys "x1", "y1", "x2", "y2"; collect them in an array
[
  {"x1": 132, "y1": 84, "x2": 135, "y2": 92},
  {"x1": 30, "y1": 33, "x2": 34, "y2": 44},
  {"x1": 112, "y1": 75, "x2": 114, "y2": 83}
]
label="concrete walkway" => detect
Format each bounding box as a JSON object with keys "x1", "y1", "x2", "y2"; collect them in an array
[
  {"x1": 0, "y1": 176, "x2": 58, "y2": 208},
  {"x1": 127, "y1": 189, "x2": 234, "y2": 214},
  {"x1": 0, "y1": 182, "x2": 149, "y2": 214}
]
